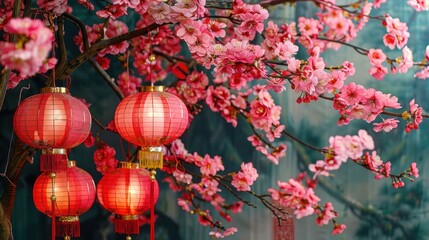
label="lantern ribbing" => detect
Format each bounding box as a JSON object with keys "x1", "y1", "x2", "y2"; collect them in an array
[
  {"x1": 97, "y1": 162, "x2": 160, "y2": 236},
  {"x1": 33, "y1": 161, "x2": 96, "y2": 238},
  {"x1": 14, "y1": 87, "x2": 92, "y2": 171}
]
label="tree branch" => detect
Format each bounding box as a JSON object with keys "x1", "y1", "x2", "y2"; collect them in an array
[
  {"x1": 88, "y1": 58, "x2": 124, "y2": 99},
  {"x1": 54, "y1": 23, "x2": 162, "y2": 81}
]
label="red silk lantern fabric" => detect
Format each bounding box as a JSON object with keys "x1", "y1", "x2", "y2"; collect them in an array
[
  {"x1": 97, "y1": 163, "x2": 160, "y2": 235},
  {"x1": 13, "y1": 87, "x2": 91, "y2": 149},
  {"x1": 114, "y1": 86, "x2": 188, "y2": 148},
  {"x1": 33, "y1": 161, "x2": 96, "y2": 237}
]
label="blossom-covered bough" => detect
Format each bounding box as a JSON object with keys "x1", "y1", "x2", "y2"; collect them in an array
[{"x1": 0, "y1": 0, "x2": 427, "y2": 238}]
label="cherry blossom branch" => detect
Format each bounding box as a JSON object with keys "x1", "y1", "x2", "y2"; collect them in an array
[
  {"x1": 282, "y1": 129, "x2": 327, "y2": 153},
  {"x1": 188, "y1": 195, "x2": 226, "y2": 230},
  {"x1": 294, "y1": 142, "x2": 412, "y2": 238},
  {"x1": 62, "y1": 13, "x2": 90, "y2": 50},
  {"x1": 212, "y1": 175, "x2": 257, "y2": 208},
  {"x1": 247, "y1": 190, "x2": 289, "y2": 221},
  {"x1": 55, "y1": 16, "x2": 67, "y2": 81},
  {"x1": 91, "y1": 114, "x2": 107, "y2": 130},
  {"x1": 152, "y1": 49, "x2": 191, "y2": 64},
  {"x1": 54, "y1": 23, "x2": 163, "y2": 80},
  {"x1": 60, "y1": 13, "x2": 125, "y2": 100},
  {"x1": 172, "y1": 152, "x2": 291, "y2": 223},
  {"x1": 88, "y1": 58, "x2": 124, "y2": 99}
]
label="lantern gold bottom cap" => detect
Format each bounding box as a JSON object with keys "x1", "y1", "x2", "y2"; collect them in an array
[{"x1": 115, "y1": 214, "x2": 139, "y2": 220}]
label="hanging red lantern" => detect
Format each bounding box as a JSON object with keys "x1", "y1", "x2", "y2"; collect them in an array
[
  {"x1": 114, "y1": 86, "x2": 188, "y2": 169},
  {"x1": 97, "y1": 162, "x2": 160, "y2": 236},
  {"x1": 33, "y1": 161, "x2": 96, "y2": 239},
  {"x1": 13, "y1": 87, "x2": 92, "y2": 171}
]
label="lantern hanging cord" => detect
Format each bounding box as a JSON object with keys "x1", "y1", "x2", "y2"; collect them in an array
[
  {"x1": 126, "y1": 49, "x2": 130, "y2": 93},
  {"x1": 51, "y1": 41, "x2": 56, "y2": 88},
  {"x1": 2, "y1": 84, "x2": 31, "y2": 186},
  {"x1": 147, "y1": 25, "x2": 155, "y2": 87},
  {"x1": 50, "y1": 172, "x2": 56, "y2": 240},
  {"x1": 150, "y1": 169, "x2": 156, "y2": 240}
]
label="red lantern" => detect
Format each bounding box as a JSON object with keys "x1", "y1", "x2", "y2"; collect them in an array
[
  {"x1": 114, "y1": 86, "x2": 188, "y2": 169},
  {"x1": 97, "y1": 162, "x2": 160, "y2": 235},
  {"x1": 33, "y1": 161, "x2": 96, "y2": 238},
  {"x1": 13, "y1": 87, "x2": 92, "y2": 171}
]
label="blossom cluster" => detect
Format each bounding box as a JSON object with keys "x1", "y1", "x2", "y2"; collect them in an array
[
  {"x1": 93, "y1": 144, "x2": 119, "y2": 175},
  {"x1": 268, "y1": 173, "x2": 346, "y2": 235},
  {"x1": 74, "y1": 20, "x2": 129, "y2": 69},
  {"x1": 159, "y1": 139, "x2": 260, "y2": 238},
  {"x1": 309, "y1": 130, "x2": 375, "y2": 177},
  {"x1": 333, "y1": 83, "x2": 401, "y2": 126},
  {"x1": 0, "y1": 18, "x2": 55, "y2": 88}
]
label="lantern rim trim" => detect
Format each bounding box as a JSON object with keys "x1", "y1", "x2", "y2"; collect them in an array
[
  {"x1": 120, "y1": 162, "x2": 140, "y2": 169},
  {"x1": 139, "y1": 85, "x2": 165, "y2": 92},
  {"x1": 41, "y1": 148, "x2": 67, "y2": 155},
  {"x1": 115, "y1": 214, "x2": 139, "y2": 220},
  {"x1": 41, "y1": 87, "x2": 69, "y2": 94}
]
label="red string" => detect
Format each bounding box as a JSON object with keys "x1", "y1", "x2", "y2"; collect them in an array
[
  {"x1": 51, "y1": 196, "x2": 56, "y2": 240},
  {"x1": 150, "y1": 177, "x2": 155, "y2": 240}
]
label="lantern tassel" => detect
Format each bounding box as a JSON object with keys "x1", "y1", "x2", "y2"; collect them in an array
[
  {"x1": 139, "y1": 148, "x2": 163, "y2": 169},
  {"x1": 115, "y1": 215, "x2": 140, "y2": 235},
  {"x1": 56, "y1": 216, "x2": 80, "y2": 237},
  {"x1": 41, "y1": 149, "x2": 68, "y2": 172}
]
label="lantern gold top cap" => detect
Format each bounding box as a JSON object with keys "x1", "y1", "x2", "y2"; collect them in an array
[
  {"x1": 120, "y1": 162, "x2": 140, "y2": 169},
  {"x1": 139, "y1": 86, "x2": 165, "y2": 92},
  {"x1": 41, "y1": 87, "x2": 69, "y2": 94}
]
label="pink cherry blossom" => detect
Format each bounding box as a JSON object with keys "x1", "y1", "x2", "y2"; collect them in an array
[
  {"x1": 358, "y1": 129, "x2": 375, "y2": 150},
  {"x1": 112, "y1": 0, "x2": 140, "y2": 8},
  {"x1": 373, "y1": 118, "x2": 399, "y2": 132},
  {"x1": 398, "y1": 46, "x2": 413, "y2": 73},
  {"x1": 96, "y1": 4, "x2": 128, "y2": 19},
  {"x1": 173, "y1": 170, "x2": 193, "y2": 184},
  {"x1": 383, "y1": 16, "x2": 409, "y2": 49},
  {"x1": 247, "y1": 135, "x2": 263, "y2": 147},
  {"x1": 367, "y1": 49, "x2": 386, "y2": 66},
  {"x1": 407, "y1": 0, "x2": 429, "y2": 11},
  {"x1": 177, "y1": 198, "x2": 191, "y2": 211},
  {"x1": 383, "y1": 33, "x2": 397, "y2": 49},
  {"x1": 77, "y1": 0, "x2": 94, "y2": 10},
  {"x1": 332, "y1": 223, "x2": 347, "y2": 234},
  {"x1": 231, "y1": 162, "x2": 259, "y2": 191},
  {"x1": 274, "y1": 40, "x2": 299, "y2": 61},
  {"x1": 316, "y1": 202, "x2": 337, "y2": 226},
  {"x1": 200, "y1": 155, "x2": 225, "y2": 176},
  {"x1": 209, "y1": 227, "x2": 238, "y2": 238},
  {"x1": 369, "y1": 64, "x2": 388, "y2": 80},
  {"x1": 410, "y1": 162, "x2": 419, "y2": 178},
  {"x1": 176, "y1": 19, "x2": 202, "y2": 44},
  {"x1": 36, "y1": 0, "x2": 68, "y2": 16},
  {"x1": 0, "y1": 18, "x2": 54, "y2": 79},
  {"x1": 117, "y1": 72, "x2": 142, "y2": 97},
  {"x1": 309, "y1": 160, "x2": 329, "y2": 178},
  {"x1": 414, "y1": 66, "x2": 429, "y2": 79},
  {"x1": 373, "y1": 0, "x2": 387, "y2": 8}
]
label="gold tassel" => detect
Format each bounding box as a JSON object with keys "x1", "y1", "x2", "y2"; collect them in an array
[{"x1": 139, "y1": 147, "x2": 163, "y2": 169}]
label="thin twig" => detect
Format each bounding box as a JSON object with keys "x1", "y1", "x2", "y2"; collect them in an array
[{"x1": 88, "y1": 58, "x2": 124, "y2": 99}]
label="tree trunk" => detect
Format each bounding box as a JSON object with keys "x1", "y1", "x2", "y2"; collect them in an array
[{"x1": 0, "y1": 138, "x2": 34, "y2": 239}]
